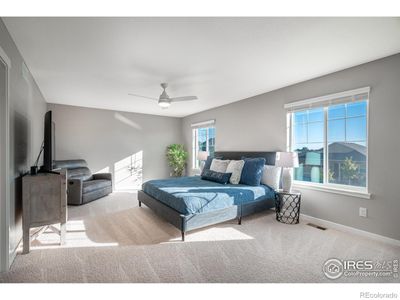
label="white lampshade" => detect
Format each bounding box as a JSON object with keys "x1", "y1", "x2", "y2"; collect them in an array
[
  {"x1": 275, "y1": 152, "x2": 299, "y2": 168},
  {"x1": 197, "y1": 151, "x2": 209, "y2": 161}
]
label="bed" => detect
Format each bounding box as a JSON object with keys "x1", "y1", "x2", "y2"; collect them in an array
[{"x1": 138, "y1": 151, "x2": 278, "y2": 241}]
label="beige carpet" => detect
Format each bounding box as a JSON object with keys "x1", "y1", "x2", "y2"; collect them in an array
[{"x1": 0, "y1": 191, "x2": 399, "y2": 283}]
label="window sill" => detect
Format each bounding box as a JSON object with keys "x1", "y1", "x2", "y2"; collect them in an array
[{"x1": 293, "y1": 182, "x2": 371, "y2": 199}]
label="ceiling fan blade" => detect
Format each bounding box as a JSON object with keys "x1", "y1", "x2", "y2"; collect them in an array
[
  {"x1": 128, "y1": 93, "x2": 158, "y2": 101},
  {"x1": 170, "y1": 96, "x2": 198, "y2": 102}
]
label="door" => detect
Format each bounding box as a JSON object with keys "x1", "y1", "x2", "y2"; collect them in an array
[{"x1": 0, "y1": 50, "x2": 10, "y2": 272}]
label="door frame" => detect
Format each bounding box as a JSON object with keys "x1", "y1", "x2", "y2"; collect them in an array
[{"x1": 0, "y1": 45, "x2": 11, "y2": 272}]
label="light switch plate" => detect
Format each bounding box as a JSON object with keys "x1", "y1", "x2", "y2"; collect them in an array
[{"x1": 359, "y1": 207, "x2": 368, "y2": 217}]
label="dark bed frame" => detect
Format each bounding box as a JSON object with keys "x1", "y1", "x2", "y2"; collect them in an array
[{"x1": 138, "y1": 151, "x2": 278, "y2": 241}]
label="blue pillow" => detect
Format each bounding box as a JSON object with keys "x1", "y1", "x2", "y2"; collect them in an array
[
  {"x1": 201, "y1": 169, "x2": 232, "y2": 184},
  {"x1": 239, "y1": 157, "x2": 266, "y2": 186},
  {"x1": 202, "y1": 156, "x2": 214, "y2": 171}
]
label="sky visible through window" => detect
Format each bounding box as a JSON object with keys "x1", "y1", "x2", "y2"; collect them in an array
[{"x1": 294, "y1": 102, "x2": 366, "y2": 147}]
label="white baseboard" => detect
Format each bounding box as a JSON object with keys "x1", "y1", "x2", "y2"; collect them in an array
[
  {"x1": 301, "y1": 213, "x2": 400, "y2": 247},
  {"x1": 9, "y1": 246, "x2": 17, "y2": 268},
  {"x1": 8, "y1": 237, "x2": 21, "y2": 269}
]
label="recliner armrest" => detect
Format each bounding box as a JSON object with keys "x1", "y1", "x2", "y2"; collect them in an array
[
  {"x1": 92, "y1": 173, "x2": 112, "y2": 181},
  {"x1": 67, "y1": 178, "x2": 83, "y2": 205}
]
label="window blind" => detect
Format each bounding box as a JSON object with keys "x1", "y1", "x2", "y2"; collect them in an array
[
  {"x1": 284, "y1": 87, "x2": 370, "y2": 112},
  {"x1": 191, "y1": 119, "x2": 215, "y2": 129}
]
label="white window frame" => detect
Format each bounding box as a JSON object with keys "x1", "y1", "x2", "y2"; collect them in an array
[
  {"x1": 286, "y1": 87, "x2": 371, "y2": 199},
  {"x1": 191, "y1": 120, "x2": 215, "y2": 170}
]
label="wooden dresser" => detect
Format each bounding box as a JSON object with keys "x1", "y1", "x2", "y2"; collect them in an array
[{"x1": 22, "y1": 170, "x2": 67, "y2": 254}]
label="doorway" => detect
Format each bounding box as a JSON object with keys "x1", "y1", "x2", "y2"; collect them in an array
[{"x1": 0, "y1": 48, "x2": 10, "y2": 272}]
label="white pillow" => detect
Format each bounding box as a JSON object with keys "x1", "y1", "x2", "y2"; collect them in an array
[
  {"x1": 210, "y1": 159, "x2": 230, "y2": 173},
  {"x1": 226, "y1": 160, "x2": 245, "y2": 184},
  {"x1": 261, "y1": 165, "x2": 282, "y2": 190}
]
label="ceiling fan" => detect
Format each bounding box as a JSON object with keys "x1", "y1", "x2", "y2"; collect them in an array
[{"x1": 128, "y1": 83, "x2": 198, "y2": 108}]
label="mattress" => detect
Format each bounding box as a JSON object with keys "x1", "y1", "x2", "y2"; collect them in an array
[{"x1": 142, "y1": 176, "x2": 276, "y2": 215}]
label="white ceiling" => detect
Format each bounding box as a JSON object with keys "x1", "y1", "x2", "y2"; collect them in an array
[{"x1": 4, "y1": 17, "x2": 400, "y2": 117}]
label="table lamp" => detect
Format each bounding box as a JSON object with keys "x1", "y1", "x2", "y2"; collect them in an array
[
  {"x1": 275, "y1": 152, "x2": 299, "y2": 192},
  {"x1": 197, "y1": 151, "x2": 209, "y2": 171}
]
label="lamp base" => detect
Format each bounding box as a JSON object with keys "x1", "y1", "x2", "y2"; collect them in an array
[
  {"x1": 199, "y1": 161, "x2": 205, "y2": 172},
  {"x1": 282, "y1": 168, "x2": 293, "y2": 192}
]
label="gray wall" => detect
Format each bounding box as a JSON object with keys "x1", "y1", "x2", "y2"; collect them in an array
[
  {"x1": 47, "y1": 103, "x2": 183, "y2": 188},
  {"x1": 0, "y1": 19, "x2": 47, "y2": 267},
  {"x1": 183, "y1": 53, "x2": 400, "y2": 241}
]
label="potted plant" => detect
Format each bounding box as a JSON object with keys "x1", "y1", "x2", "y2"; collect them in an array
[{"x1": 166, "y1": 144, "x2": 188, "y2": 177}]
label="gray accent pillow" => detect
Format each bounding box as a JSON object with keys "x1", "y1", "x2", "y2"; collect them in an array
[
  {"x1": 201, "y1": 155, "x2": 223, "y2": 176},
  {"x1": 210, "y1": 159, "x2": 230, "y2": 173},
  {"x1": 226, "y1": 160, "x2": 245, "y2": 184}
]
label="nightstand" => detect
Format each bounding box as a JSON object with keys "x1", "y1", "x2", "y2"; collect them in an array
[
  {"x1": 275, "y1": 190, "x2": 301, "y2": 224},
  {"x1": 22, "y1": 170, "x2": 67, "y2": 254}
]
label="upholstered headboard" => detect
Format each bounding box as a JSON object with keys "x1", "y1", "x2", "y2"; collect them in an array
[{"x1": 213, "y1": 151, "x2": 277, "y2": 166}]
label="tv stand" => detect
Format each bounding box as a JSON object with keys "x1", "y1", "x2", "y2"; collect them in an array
[
  {"x1": 38, "y1": 167, "x2": 60, "y2": 175},
  {"x1": 22, "y1": 169, "x2": 67, "y2": 254},
  {"x1": 38, "y1": 170, "x2": 60, "y2": 175}
]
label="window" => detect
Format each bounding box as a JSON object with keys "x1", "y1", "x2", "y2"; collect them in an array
[
  {"x1": 192, "y1": 121, "x2": 215, "y2": 169},
  {"x1": 292, "y1": 107, "x2": 324, "y2": 184},
  {"x1": 286, "y1": 87, "x2": 369, "y2": 192}
]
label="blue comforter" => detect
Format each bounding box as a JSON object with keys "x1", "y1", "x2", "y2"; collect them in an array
[{"x1": 142, "y1": 176, "x2": 276, "y2": 215}]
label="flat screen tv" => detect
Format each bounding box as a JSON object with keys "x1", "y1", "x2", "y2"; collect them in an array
[{"x1": 41, "y1": 110, "x2": 55, "y2": 172}]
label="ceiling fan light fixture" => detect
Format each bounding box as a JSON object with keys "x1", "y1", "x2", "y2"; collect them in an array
[
  {"x1": 128, "y1": 82, "x2": 198, "y2": 109},
  {"x1": 158, "y1": 100, "x2": 171, "y2": 108}
]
